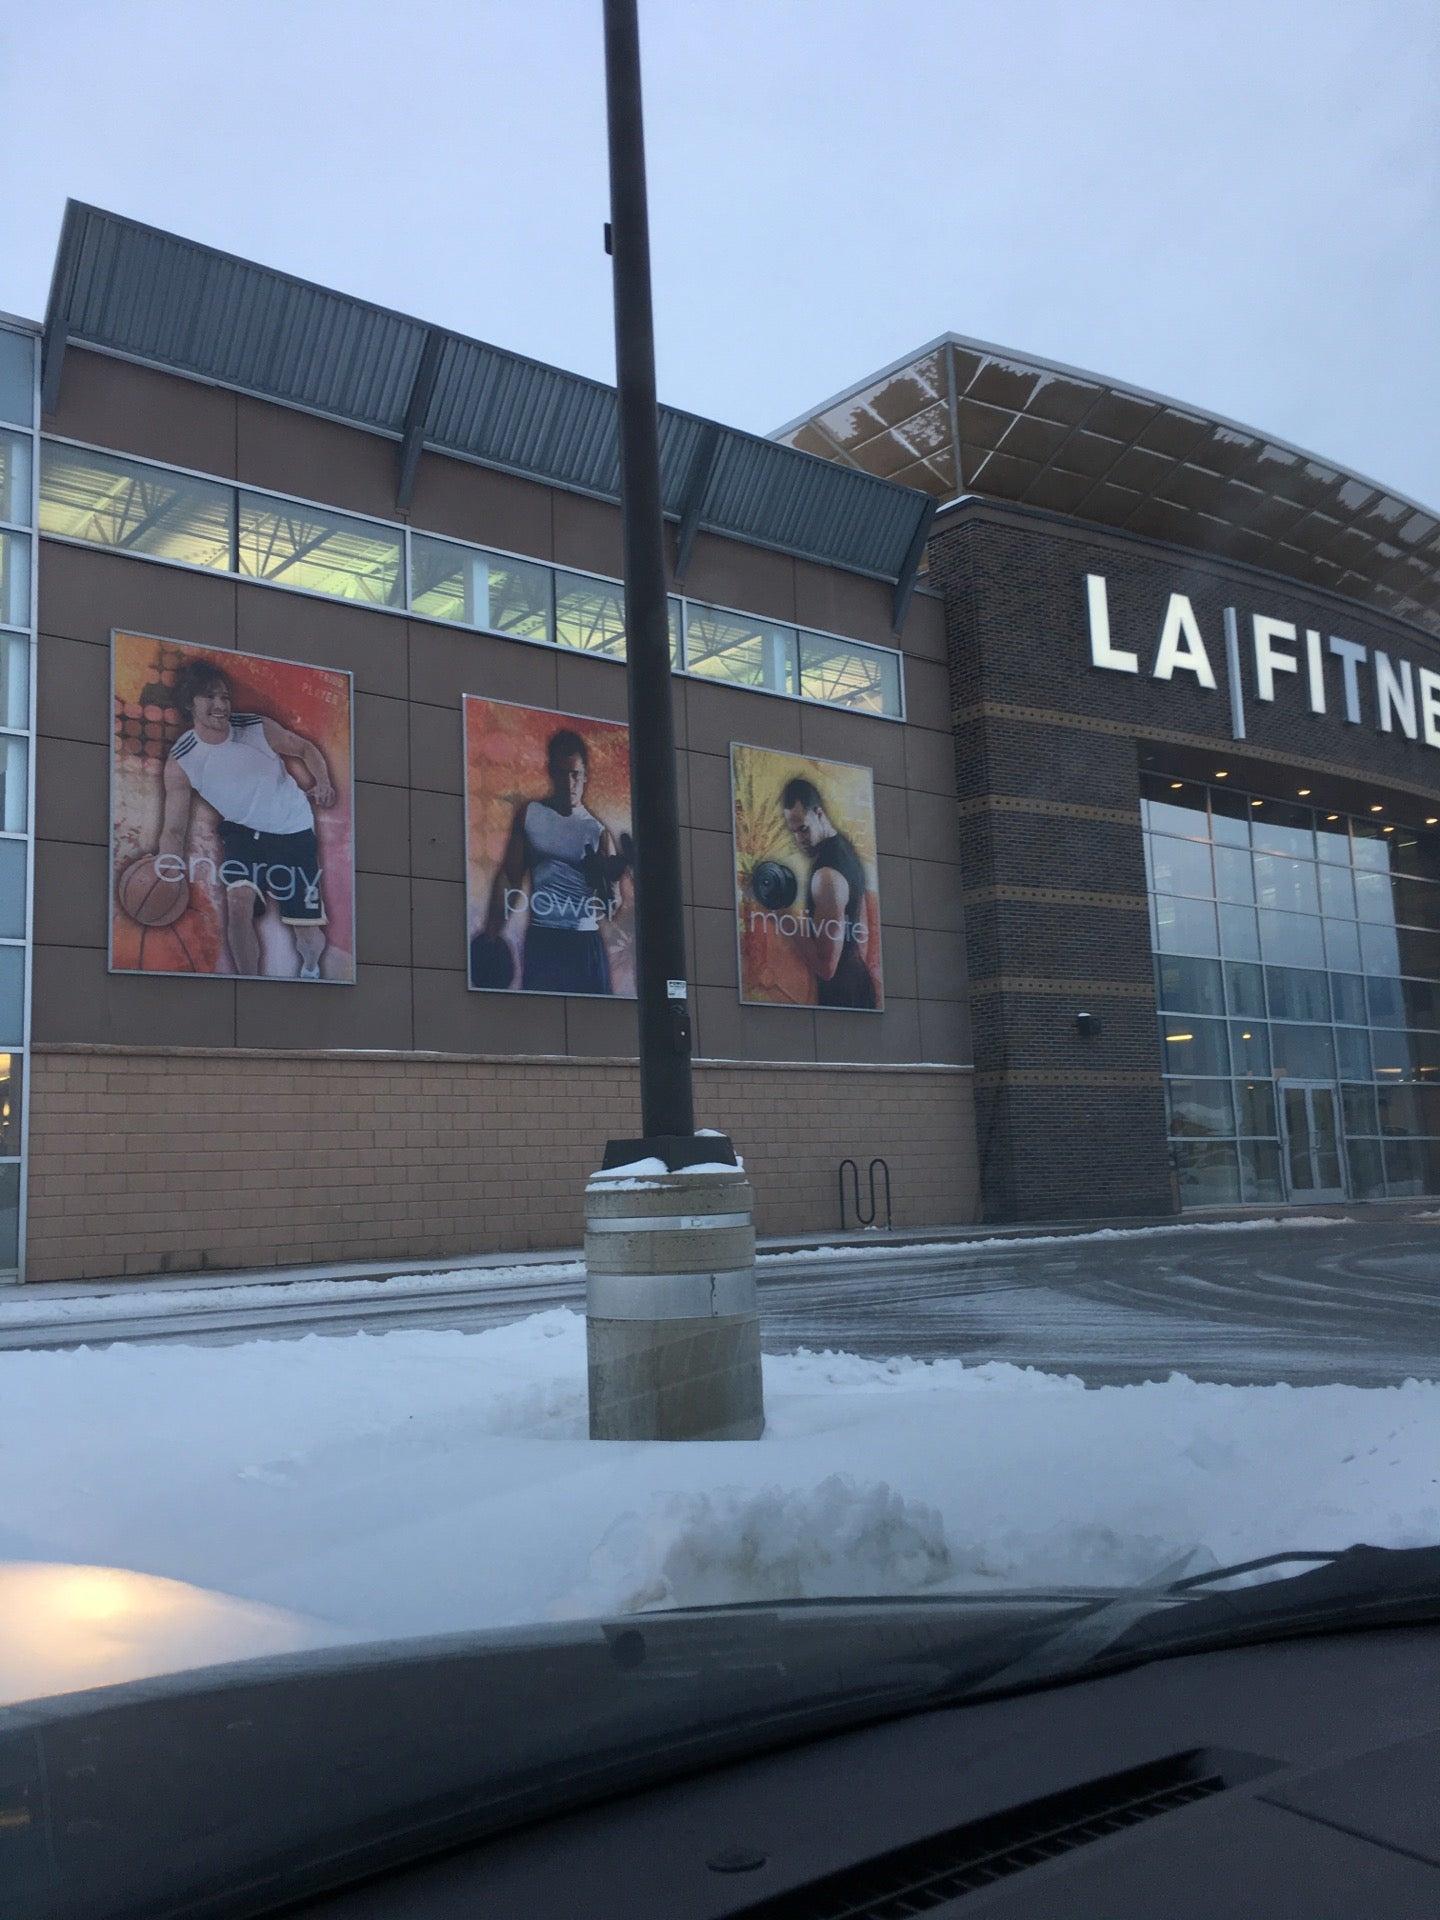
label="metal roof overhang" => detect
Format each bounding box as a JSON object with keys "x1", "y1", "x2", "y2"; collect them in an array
[
  {"x1": 40, "y1": 202, "x2": 933, "y2": 610},
  {"x1": 775, "y1": 334, "x2": 1440, "y2": 642}
]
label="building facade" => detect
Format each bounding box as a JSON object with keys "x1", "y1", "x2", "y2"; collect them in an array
[
  {"x1": 18, "y1": 208, "x2": 973, "y2": 1283},
  {"x1": 931, "y1": 500, "x2": 1440, "y2": 1219},
  {"x1": 6, "y1": 216, "x2": 1438, "y2": 1283},
  {"x1": 785, "y1": 336, "x2": 1440, "y2": 1223}
]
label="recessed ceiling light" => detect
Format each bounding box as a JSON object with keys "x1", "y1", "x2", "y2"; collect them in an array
[
  {"x1": 1383, "y1": 826, "x2": 1395, "y2": 834},
  {"x1": 1250, "y1": 799, "x2": 1264, "y2": 808},
  {"x1": 1427, "y1": 817, "x2": 1438, "y2": 827},
  {"x1": 1169, "y1": 782, "x2": 1183, "y2": 791},
  {"x1": 1370, "y1": 804, "x2": 1384, "y2": 813},
  {"x1": 1298, "y1": 788, "x2": 1312, "y2": 796},
  {"x1": 1215, "y1": 770, "x2": 1229, "y2": 779}
]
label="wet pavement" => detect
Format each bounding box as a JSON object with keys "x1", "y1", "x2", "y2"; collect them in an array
[
  {"x1": 757, "y1": 1214, "x2": 1440, "y2": 1385},
  {"x1": 4, "y1": 1212, "x2": 1435, "y2": 1387}
]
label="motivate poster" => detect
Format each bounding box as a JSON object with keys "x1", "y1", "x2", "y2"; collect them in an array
[
  {"x1": 110, "y1": 631, "x2": 355, "y2": 983},
  {"x1": 731, "y1": 743, "x2": 883, "y2": 1012},
  {"x1": 463, "y1": 696, "x2": 635, "y2": 997}
]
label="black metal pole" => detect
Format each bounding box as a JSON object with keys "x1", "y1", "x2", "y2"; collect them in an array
[{"x1": 602, "y1": 0, "x2": 698, "y2": 1152}]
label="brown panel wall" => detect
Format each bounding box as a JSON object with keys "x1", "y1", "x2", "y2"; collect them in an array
[
  {"x1": 27, "y1": 353, "x2": 975, "y2": 1275},
  {"x1": 407, "y1": 453, "x2": 556, "y2": 557},
  {"x1": 34, "y1": 360, "x2": 967, "y2": 1068},
  {"x1": 235, "y1": 396, "x2": 399, "y2": 520},
  {"x1": 45, "y1": 352, "x2": 239, "y2": 477},
  {"x1": 25, "y1": 1048, "x2": 978, "y2": 1282}
]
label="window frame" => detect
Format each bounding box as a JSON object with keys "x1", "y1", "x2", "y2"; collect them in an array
[
  {"x1": 39, "y1": 434, "x2": 909, "y2": 723},
  {"x1": 0, "y1": 325, "x2": 36, "y2": 1279},
  {"x1": 1145, "y1": 771, "x2": 1440, "y2": 1209}
]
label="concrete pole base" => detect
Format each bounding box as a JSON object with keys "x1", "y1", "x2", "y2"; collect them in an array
[
  {"x1": 585, "y1": 1166, "x2": 765, "y2": 1441},
  {"x1": 587, "y1": 1313, "x2": 764, "y2": 1441}
]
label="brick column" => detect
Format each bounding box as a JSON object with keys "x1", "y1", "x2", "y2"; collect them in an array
[{"x1": 931, "y1": 517, "x2": 1173, "y2": 1221}]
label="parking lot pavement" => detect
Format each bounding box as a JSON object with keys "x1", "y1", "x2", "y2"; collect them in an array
[
  {"x1": 2, "y1": 1212, "x2": 1433, "y2": 1385},
  {"x1": 756, "y1": 1213, "x2": 1440, "y2": 1385}
]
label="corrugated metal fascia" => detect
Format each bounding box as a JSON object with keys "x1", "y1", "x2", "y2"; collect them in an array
[
  {"x1": 48, "y1": 203, "x2": 933, "y2": 580},
  {"x1": 657, "y1": 411, "x2": 708, "y2": 515},
  {"x1": 60, "y1": 205, "x2": 427, "y2": 434},
  {"x1": 428, "y1": 341, "x2": 708, "y2": 513},
  {"x1": 427, "y1": 337, "x2": 619, "y2": 495},
  {"x1": 703, "y1": 433, "x2": 925, "y2": 577}
]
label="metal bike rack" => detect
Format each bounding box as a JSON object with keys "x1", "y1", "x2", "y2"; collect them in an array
[{"x1": 838, "y1": 1156, "x2": 893, "y2": 1232}]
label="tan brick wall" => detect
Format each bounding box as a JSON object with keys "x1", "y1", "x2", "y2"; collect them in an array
[{"x1": 25, "y1": 1046, "x2": 978, "y2": 1282}]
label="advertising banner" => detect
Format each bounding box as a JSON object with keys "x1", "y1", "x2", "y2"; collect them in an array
[
  {"x1": 463, "y1": 696, "x2": 635, "y2": 997},
  {"x1": 731, "y1": 742, "x2": 883, "y2": 1011},
  {"x1": 110, "y1": 631, "x2": 355, "y2": 983}
]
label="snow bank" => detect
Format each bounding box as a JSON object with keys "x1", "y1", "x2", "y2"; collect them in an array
[
  {"x1": 557, "y1": 1476, "x2": 952, "y2": 1614},
  {"x1": 1, "y1": 1309, "x2": 1434, "y2": 1649},
  {"x1": 0, "y1": 1262, "x2": 586, "y2": 1327},
  {"x1": 764, "y1": 1215, "x2": 1354, "y2": 1263}
]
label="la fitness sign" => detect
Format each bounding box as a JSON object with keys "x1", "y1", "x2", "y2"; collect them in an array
[{"x1": 1085, "y1": 572, "x2": 1440, "y2": 752}]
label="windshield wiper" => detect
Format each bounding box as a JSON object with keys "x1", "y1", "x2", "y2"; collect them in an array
[
  {"x1": 940, "y1": 1544, "x2": 1440, "y2": 1705},
  {"x1": 951, "y1": 1546, "x2": 1209, "y2": 1695},
  {"x1": 1134, "y1": 1541, "x2": 1440, "y2": 1644}
]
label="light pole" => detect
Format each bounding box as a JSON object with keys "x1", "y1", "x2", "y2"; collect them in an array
[
  {"x1": 602, "y1": 0, "x2": 695, "y2": 1158},
  {"x1": 585, "y1": 0, "x2": 763, "y2": 1440}
]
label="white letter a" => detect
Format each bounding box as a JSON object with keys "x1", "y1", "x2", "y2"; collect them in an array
[{"x1": 1153, "y1": 593, "x2": 1217, "y2": 688}]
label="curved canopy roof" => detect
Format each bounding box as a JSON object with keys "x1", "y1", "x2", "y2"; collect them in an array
[
  {"x1": 41, "y1": 203, "x2": 932, "y2": 588},
  {"x1": 775, "y1": 335, "x2": 1440, "y2": 640}
]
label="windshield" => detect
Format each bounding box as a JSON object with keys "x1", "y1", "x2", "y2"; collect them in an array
[
  {"x1": 3, "y1": 1223, "x2": 1436, "y2": 1693},
  {"x1": 2, "y1": 1, "x2": 1438, "y2": 1915}
]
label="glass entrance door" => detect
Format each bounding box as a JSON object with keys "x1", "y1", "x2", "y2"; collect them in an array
[{"x1": 1278, "y1": 1081, "x2": 1348, "y2": 1202}]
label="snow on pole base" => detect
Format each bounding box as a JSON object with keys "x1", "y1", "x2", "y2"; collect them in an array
[{"x1": 584, "y1": 1166, "x2": 764, "y2": 1442}]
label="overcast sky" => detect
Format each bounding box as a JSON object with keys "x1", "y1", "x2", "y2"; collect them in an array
[{"x1": 4, "y1": 0, "x2": 1437, "y2": 504}]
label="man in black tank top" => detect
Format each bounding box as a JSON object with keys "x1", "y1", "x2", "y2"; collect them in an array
[{"x1": 779, "y1": 777, "x2": 877, "y2": 1010}]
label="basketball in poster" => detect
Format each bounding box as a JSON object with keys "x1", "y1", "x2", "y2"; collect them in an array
[
  {"x1": 109, "y1": 631, "x2": 355, "y2": 983},
  {"x1": 463, "y1": 696, "x2": 636, "y2": 998},
  {"x1": 731, "y1": 743, "x2": 883, "y2": 1011}
]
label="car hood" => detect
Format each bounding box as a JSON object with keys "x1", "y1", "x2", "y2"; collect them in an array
[
  {"x1": 6, "y1": 1549, "x2": 1438, "y2": 1920},
  {"x1": 0, "y1": 1582, "x2": 1117, "y2": 1920},
  {"x1": 0, "y1": 1561, "x2": 351, "y2": 1707}
]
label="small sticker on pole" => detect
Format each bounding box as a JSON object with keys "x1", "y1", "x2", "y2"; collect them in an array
[{"x1": 666, "y1": 979, "x2": 688, "y2": 1001}]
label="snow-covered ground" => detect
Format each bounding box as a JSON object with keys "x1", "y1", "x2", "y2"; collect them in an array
[{"x1": 2, "y1": 1309, "x2": 1435, "y2": 1650}]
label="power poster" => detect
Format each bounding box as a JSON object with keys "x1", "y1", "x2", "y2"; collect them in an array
[
  {"x1": 110, "y1": 631, "x2": 356, "y2": 983},
  {"x1": 730, "y1": 742, "x2": 883, "y2": 1011},
  {"x1": 463, "y1": 695, "x2": 636, "y2": 998}
]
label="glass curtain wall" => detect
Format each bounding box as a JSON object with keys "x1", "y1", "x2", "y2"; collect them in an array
[
  {"x1": 0, "y1": 324, "x2": 36, "y2": 1276},
  {"x1": 1143, "y1": 769, "x2": 1440, "y2": 1207}
]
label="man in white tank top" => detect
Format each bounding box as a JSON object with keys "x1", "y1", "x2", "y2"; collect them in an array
[
  {"x1": 158, "y1": 662, "x2": 337, "y2": 980},
  {"x1": 477, "y1": 728, "x2": 631, "y2": 996}
]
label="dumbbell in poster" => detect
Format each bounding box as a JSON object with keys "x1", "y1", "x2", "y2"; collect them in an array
[
  {"x1": 109, "y1": 630, "x2": 356, "y2": 983},
  {"x1": 463, "y1": 696, "x2": 636, "y2": 997},
  {"x1": 731, "y1": 742, "x2": 883, "y2": 1012}
]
